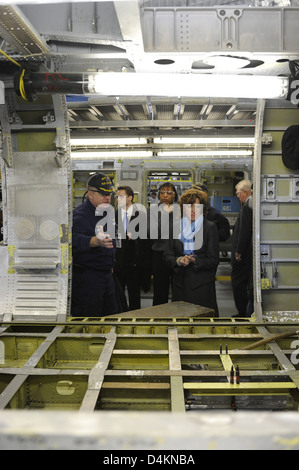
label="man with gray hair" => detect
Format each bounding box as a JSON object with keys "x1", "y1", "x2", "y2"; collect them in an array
[{"x1": 231, "y1": 179, "x2": 253, "y2": 317}]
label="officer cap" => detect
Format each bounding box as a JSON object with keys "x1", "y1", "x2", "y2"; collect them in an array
[{"x1": 88, "y1": 172, "x2": 114, "y2": 195}]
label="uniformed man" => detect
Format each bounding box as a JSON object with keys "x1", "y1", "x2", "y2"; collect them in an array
[{"x1": 71, "y1": 172, "x2": 117, "y2": 317}]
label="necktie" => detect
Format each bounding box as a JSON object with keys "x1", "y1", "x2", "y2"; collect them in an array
[{"x1": 124, "y1": 212, "x2": 129, "y2": 233}]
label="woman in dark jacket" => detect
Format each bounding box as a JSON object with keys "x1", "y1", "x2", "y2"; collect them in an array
[
  {"x1": 151, "y1": 182, "x2": 178, "y2": 305},
  {"x1": 164, "y1": 188, "x2": 220, "y2": 316}
]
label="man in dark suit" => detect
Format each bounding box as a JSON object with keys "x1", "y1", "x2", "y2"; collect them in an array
[
  {"x1": 114, "y1": 186, "x2": 147, "y2": 311},
  {"x1": 231, "y1": 180, "x2": 253, "y2": 317}
]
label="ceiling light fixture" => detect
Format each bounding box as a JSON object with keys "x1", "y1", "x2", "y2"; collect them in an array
[
  {"x1": 153, "y1": 137, "x2": 255, "y2": 145},
  {"x1": 70, "y1": 137, "x2": 148, "y2": 146},
  {"x1": 89, "y1": 73, "x2": 289, "y2": 100},
  {"x1": 17, "y1": 72, "x2": 290, "y2": 101},
  {"x1": 157, "y1": 150, "x2": 253, "y2": 157},
  {"x1": 71, "y1": 150, "x2": 153, "y2": 159}
]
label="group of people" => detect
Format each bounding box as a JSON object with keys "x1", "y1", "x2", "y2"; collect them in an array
[
  {"x1": 71, "y1": 173, "x2": 150, "y2": 317},
  {"x1": 150, "y1": 181, "x2": 231, "y2": 316},
  {"x1": 71, "y1": 172, "x2": 253, "y2": 318}
]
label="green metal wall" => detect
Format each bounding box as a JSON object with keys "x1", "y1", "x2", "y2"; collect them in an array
[{"x1": 261, "y1": 106, "x2": 299, "y2": 313}]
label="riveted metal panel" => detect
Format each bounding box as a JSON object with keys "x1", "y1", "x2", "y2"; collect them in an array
[
  {"x1": 260, "y1": 104, "x2": 299, "y2": 313},
  {"x1": 142, "y1": 6, "x2": 299, "y2": 52},
  {"x1": 0, "y1": 93, "x2": 72, "y2": 322}
]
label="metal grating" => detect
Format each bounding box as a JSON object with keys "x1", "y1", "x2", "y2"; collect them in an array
[{"x1": 0, "y1": 318, "x2": 299, "y2": 412}]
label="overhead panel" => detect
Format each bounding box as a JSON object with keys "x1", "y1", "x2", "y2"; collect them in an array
[
  {"x1": 142, "y1": 6, "x2": 299, "y2": 53},
  {"x1": 1, "y1": 1, "x2": 297, "y2": 78},
  {"x1": 19, "y1": 1, "x2": 124, "y2": 43}
]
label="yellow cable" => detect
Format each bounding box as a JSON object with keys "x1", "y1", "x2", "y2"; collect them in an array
[
  {"x1": 19, "y1": 69, "x2": 27, "y2": 101},
  {"x1": 0, "y1": 48, "x2": 21, "y2": 68},
  {"x1": 0, "y1": 48, "x2": 28, "y2": 100}
]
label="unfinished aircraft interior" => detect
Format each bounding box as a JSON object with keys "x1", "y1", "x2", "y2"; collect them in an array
[{"x1": 0, "y1": 0, "x2": 299, "y2": 450}]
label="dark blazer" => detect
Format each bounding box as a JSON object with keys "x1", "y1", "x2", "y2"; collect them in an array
[
  {"x1": 207, "y1": 206, "x2": 230, "y2": 242},
  {"x1": 231, "y1": 198, "x2": 253, "y2": 268},
  {"x1": 114, "y1": 205, "x2": 148, "y2": 270},
  {"x1": 231, "y1": 198, "x2": 253, "y2": 316},
  {"x1": 164, "y1": 218, "x2": 219, "y2": 291},
  {"x1": 72, "y1": 198, "x2": 115, "y2": 271}
]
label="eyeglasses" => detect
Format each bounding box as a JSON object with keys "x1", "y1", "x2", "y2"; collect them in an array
[{"x1": 160, "y1": 191, "x2": 174, "y2": 195}]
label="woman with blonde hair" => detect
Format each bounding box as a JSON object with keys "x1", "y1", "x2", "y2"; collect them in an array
[{"x1": 164, "y1": 188, "x2": 220, "y2": 316}]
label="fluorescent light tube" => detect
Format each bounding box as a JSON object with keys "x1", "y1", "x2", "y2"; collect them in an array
[
  {"x1": 153, "y1": 137, "x2": 255, "y2": 145},
  {"x1": 157, "y1": 150, "x2": 252, "y2": 157},
  {"x1": 70, "y1": 137, "x2": 148, "y2": 146},
  {"x1": 71, "y1": 150, "x2": 153, "y2": 159},
  {"x1": 88, "y1": 73, "x2": 289, "y2": 100}
]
